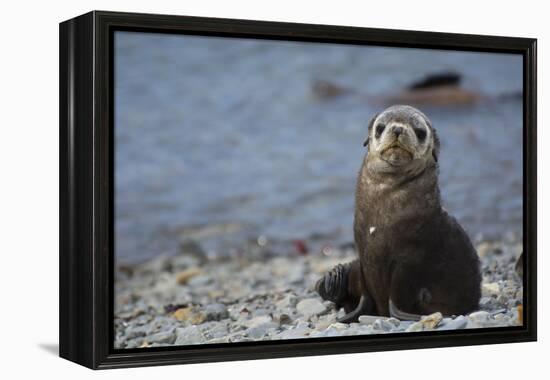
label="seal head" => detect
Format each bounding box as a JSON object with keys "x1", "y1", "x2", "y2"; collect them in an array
[{"x1": 364, "y1": 105, "x2": 439, "y2": 176}]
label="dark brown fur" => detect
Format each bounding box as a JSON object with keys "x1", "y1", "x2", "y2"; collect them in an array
[{"x1": 317, "y1": 105, "x2": 481, "y2": 321}]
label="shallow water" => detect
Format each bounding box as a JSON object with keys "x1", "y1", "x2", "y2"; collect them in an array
[{"x1": 114, "y1": 32, "x2": 523, "y2": 263}]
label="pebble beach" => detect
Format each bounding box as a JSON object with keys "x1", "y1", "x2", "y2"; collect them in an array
[{"x1": 114, "y1": 235, "x2": 523, "y2": 349}]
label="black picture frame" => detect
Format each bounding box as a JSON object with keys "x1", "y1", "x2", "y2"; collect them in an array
[{"x1": 59, "y1": 10, "x2": 537, "y2": 369}]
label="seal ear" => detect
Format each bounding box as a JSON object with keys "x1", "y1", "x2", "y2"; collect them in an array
[
  {"x1": 421, "y1": 114, "x2": 439, "y2": 162},
  {"x1": 363, "y1": 113, "x2": 379, "y2": 147},
  {"x1": 431, "y1": 127, "x2": 440, "y2": 162}
]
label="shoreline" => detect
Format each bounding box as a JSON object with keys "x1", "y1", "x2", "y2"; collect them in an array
[{"x1": 115, "y1": 237, "x2": 523, "y2": 349}]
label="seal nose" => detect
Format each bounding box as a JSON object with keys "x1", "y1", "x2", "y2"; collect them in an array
[{"x1": 393, "y1": 126, "x2": 403, "y2": 137}]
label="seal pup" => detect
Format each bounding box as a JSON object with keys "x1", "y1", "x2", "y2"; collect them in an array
[
  {"x1": 310, "y1": 72, "x2": 484, "y2": 106},
  {"x1": 316, "y1": 105, "x2": 481, "y2": 322}
]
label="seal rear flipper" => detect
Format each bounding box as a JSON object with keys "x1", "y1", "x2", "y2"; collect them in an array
[
  {"x1": 388, "y1": 298, "x2": 423, "y2": 321},
  {"x1": 337, "y1": 294, "x2": 375, "y2": 323},
  {"x1": 316, "y1": 260, "x2": 373, "y2": 322},
  {"x1": 316, "y1": 260, "x2": 364, "y2": 307},
  {"x1": 315, "y1": 263, "x2": 350, "y2": 306}
]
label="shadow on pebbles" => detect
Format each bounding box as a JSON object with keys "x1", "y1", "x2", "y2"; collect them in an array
[{"x1": 115, "y1": 238, "x2": 524, "y2": 349}]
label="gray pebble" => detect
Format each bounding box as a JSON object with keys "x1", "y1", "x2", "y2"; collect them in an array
[
  {"x1": 253, "y1": 308, "x2": 272, "y2": 317},
  {"x1": 467, "y1": 311, "x2": 492, "y2": 328},
  {"x1": 277, "y1": 313, "x2": 292, "y2": 325},
  {"x1": 246, "y1": 322, "x2": 279, "y2": 339},
  {"x1": 205, "y1": 323, "x2": 229, "y2": 339},
  {"x1": 438, "y1": 316, "x2": 468, "y2": 330},
  {"x1": 125, "y1": 324, "x2": 151, "y2": 339},
  {"x1": 204, "y1": 303, "x2": 229, "y2": 321},
  {"x1": 496, "y1": 294, "x2": 509, "y2": 305},
  {"x1": 358, "y1": 315, "x2": 381, "y2": 325},
  {"x1": 276, "y1": 294, "x2": 298, "y2": 309},
  {"x1": 244, "y1": 315, "x2": 273, "y2": 328},
  {"x1": 188, "y1": 275, "x2": 212, "y2": 287},
  {"x1": 387, "y1": 318, "x2": 401, "y2": 327},
  {"x1": 275, "y1": 329, "x2": 307, "y2": 340},
  {"x1": 479, "y1": 296, "x2": 496, "y2": 309},
  {"x1": 469, "y1": 310, "x2": 490, "y2": 322},
  {"x1": 125, "y1": 337, "x2": 145, "y2": 348},
  {"x1": 405, "y1": 322, "x2": 424, "y2": 332},
  {"x1": 296, "y1": 298, "x2": 327, "y2": 319},
  {"x1": 134, "y1": 256, "x2": 172, "y2": 275},
  {"x1": 146, "y1": 329, "x2": 176, "y2": 345},
  {"x1": 175, "y1": 326, "x2": 206, "y2": 345},
  {"x1": 207, "y1": 336, "x2": 231, "y2": 344},
  {"x1": 373, "y1": 318, "x2": 394, "y2": 332}
]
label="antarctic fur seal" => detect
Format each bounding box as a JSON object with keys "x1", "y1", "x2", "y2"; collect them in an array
[{"x1": 316, "y1": 105, "x2": 481, "y2": 322}]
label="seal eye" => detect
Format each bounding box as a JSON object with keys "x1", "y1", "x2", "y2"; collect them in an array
[
  {"x1": 375, "y1": 124, "x2": 386, "y2": 139},
  {"x1": 414, "y1": 127, "x2": 427, "y2": 141}
]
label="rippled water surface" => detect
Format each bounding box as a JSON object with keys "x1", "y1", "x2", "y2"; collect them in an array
[{"x1": 115, "y1": 31, "x2": 523, "y2": 263}]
